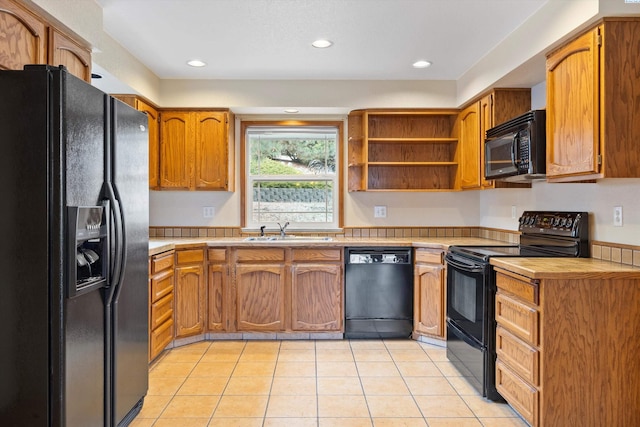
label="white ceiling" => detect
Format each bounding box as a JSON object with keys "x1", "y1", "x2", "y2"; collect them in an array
[{"x1": 95, "y1": 0, "x2": 548, "y2": 81}]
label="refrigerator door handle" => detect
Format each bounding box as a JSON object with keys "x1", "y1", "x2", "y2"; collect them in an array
[
  {"x1": 104, "y1": 182, "x2": 125, "y2": 302},
  {"x1": 111, "y1": 184, "x2": 128, "y2": 302}
]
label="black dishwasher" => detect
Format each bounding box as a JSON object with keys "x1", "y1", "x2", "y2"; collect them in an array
[{"x1": 344, "y1": 247, "x2": 413, "y2": 339}]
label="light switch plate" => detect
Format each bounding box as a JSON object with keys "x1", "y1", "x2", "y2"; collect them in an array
[{"x1": 374, "y1": 205, "x2": 387, "y2": 218}]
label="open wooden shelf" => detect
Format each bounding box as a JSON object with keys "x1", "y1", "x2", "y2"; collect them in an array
[{"x1": 348, "y1": 109, "x2": 459, "y2": 191}]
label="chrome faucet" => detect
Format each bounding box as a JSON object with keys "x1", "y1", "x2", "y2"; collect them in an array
[{"x1": 277, "y1": 222, "x2": 289, "y2": 238}]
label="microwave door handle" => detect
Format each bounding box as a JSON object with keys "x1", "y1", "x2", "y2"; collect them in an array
[{"x1": 511, "y1": 134, "x2": 518, "y2": 166}]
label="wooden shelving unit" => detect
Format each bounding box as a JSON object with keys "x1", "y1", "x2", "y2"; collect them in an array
[{"x1": 348, "y1": 109, "x2": 459, "y2": 191}]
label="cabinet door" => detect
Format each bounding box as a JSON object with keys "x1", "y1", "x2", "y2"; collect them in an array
[
  {"x1": 194, "y1": 111, "x2": 228, "y2": 190},
  {"x1": 458, "y1": 102, "x2": 481, "y2": 190},
  {"x1": 235, "y1": 264, "x2": 286, "y2": 331},
  {"x1": 174, "y1": 264, "x2": 206, "y2": 337},
  {"x1": 0, "y1": 0, "x2": 47, "y2": 70},
  {"x1": 48, "y1": 28, "x2": 91, "y2": 82},
  {"x1": 414, "y1": 263, "x2": 444, "y2": 338},
  {"x1": 479, "y1": 94, "x2": 494, "y2": 189},
  {"x1": 136, "y1": 99, "x2": 160, "y2": 189},
  {"x1": 291, "y1": 264, "x2": 342, "y2": 331},
  {"x1": 546, "y1": 27, "x2": 600, "y2": 179},
  {"x1": 160, "y1": 111, "x2": 191, "y2": 189},
  {"x1": 207, "y1": 263, "x2": 228, "y2": 331}
]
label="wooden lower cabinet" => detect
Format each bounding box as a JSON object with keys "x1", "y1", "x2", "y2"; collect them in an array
[
  {"x1": 174, "y1": 248, "x2": 206, "y2": 338},
  {"x1": 148, "y1": 250, "x2": 174, "y2": 361},
  {"x1": 231, "y1": 246, "x2": 343, "y2": 333},
  {"x1": 413, "y1": 248, "x2": 445, "y2": 339},
  {"x1": 494, "y1": 265, "x2": 640, "y2": 427},
  {"x1": 235, "y1": 264, "x2": 286, "y2": 331},
  {"x1": 166, "y1": 245, "x2": 346, "y2": 336},
  {"x1": 207, "y1": 248, "x2": 228, "y2": 331},
  {"x1": 291, "y1": 263, "x2": 342, "y2": 331}
]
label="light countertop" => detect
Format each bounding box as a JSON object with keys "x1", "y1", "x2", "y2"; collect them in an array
[
  {"x1": 148, "y1": 236, "x2": 509, "y2": 256},
  {"x1": 490, "y1": 257, "x2": 640, "y2": 279}
]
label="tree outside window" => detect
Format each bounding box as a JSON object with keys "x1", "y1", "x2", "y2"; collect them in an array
[{"x1": 246, "y1": 126, "x2": 339, "y2": 230}]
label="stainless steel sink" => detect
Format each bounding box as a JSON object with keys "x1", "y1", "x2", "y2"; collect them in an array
[{"x1": 243, "y1": 236, "x2": 333, "y2": 242}]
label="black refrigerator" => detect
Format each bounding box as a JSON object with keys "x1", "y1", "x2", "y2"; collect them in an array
[{"x1": 0, "y1": 66, "x2": 149, "y2": 426}]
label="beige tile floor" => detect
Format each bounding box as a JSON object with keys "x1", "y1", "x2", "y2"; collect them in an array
[{"x1": 131, "y1": 339, "x2": 528, "y2": 427}]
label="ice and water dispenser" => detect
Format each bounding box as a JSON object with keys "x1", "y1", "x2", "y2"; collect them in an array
[{"x1": 68, "y1": 206, "x2": 108, "y2": 298}]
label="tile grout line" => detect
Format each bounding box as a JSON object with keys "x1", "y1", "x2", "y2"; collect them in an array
[{"x1": 155, "y1": 341, "x2": 213, "y2": 423}]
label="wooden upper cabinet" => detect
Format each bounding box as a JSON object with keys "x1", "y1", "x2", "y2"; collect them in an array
[
  {"x1": 135, "y1": 99, "x2": 160, "y2": 189},
  {"x1": 457, "y1": 101, "x2": 481, "y2": 190},
  {"x1": 48, "y1": 27, "x2": 91, "y2": 82},
  {"x1": 159, "y1": 109, "x2": 234, "y2": 191},
  {"x1": 159, "y1": 111, "x2": 191, "y2": 189},
  {"x1": 0, "y1": 0, "x2": 47, "y2": 70},
  {"x1": 194, "y1": 111, "x2": 229, "y2": 190},
  {"x1": 546, "y1": 27, "x2": 599, "y2": 180},
  {"x1": 480, "y1": 89, "x2": 531, "y2": 189},
  {"x1": 546, "y1": 18, "x2": 640, "y2": 182},
  {"x1": 479, "y1": 94, "x2": 494, "y2": 189}
]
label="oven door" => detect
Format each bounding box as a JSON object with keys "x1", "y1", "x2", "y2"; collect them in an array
[{"x1": 445, "y1": 252, "x2": 489, "y2": 344}]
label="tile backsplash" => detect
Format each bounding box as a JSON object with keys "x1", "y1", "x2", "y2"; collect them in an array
[{"x1": 149, "y1": 226, "x2": 639, "y2": 266}]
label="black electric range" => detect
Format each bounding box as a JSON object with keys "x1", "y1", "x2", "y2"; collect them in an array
[{"x1": 444, "y1": 211, "x2": 589, "y2": 401}]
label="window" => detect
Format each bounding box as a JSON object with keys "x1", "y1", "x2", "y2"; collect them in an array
[{"x1": 242, "y1": 122, "x2": 342, "y2": 230}]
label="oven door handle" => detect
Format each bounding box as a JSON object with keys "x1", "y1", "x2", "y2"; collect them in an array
[
  {"x1": 447, "y1": 319, "x2": 483, "y2": 349},
  {"x1": 445, "y1": 253, "x2": 485, "y2": 273}
]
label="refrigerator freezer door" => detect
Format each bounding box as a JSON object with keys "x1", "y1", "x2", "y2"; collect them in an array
[{"x1": 0, "y1": 65, "x2": 52, "y2": 427}]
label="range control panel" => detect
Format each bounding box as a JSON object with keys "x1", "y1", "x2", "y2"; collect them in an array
[{"x1": 518, "y1": 211, "x2": 589, "y2": 239}]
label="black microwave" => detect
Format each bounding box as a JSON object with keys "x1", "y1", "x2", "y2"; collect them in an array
[{"x1": 484, "y1": 109, "x2": 546, "y2": 182}]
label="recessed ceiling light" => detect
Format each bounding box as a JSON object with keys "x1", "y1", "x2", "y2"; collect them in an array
[
  {"x1": 412, "y1": 60, "x2": 432, "y2": 69},
  {"x1": 187, "y1": 59, "x2": 207, "y2": 67},
  {"x1": 312, "y1": 39, "x2": 333, "y2": 48},
  {"x1": 284, "y1": 109, "x2": 299, "y2": 114}
]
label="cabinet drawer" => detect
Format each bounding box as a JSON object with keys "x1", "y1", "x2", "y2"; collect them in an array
[
  {"x1": 152, "y1": 251, "x2": 174, "y2": 274},
  {"x1": 495, "y1": 269, "x2": 538, "y2": 304},
  {"x1": 208, "y1": 248, "x2": 227, "y2": 263},
  {"x1": 415, "y1": 249, "x2": 443, "y2": 264},
  {"x1": 236, "y1": 248, "x2": 285, "y2": 262},
  {"x1": 150, "y1": 293, "x2": 173, "y2": 331},
  {"x1": 496, "y1": 291, "x2": 539, "y2": 346},
  {"x1": 496, "y1": 326, "x2": 539, "y2": 385},
  {"x1": 292, "y1": 248, "x2": 341, "y2": 262},
  {"x1": 150, "y1": 269, "x2": 174, "y2": 302},
  {"x1": 150, "y1": 318, "x2": 174, "y2": 361},
  {"x1": 496, "y1": 360, "x2": 538, "y2": 427},
  {"x1": 176, "y1": 248, "x2": 205, "y2": 265}
]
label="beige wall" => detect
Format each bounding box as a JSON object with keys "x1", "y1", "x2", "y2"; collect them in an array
[{"x1": 27, "y1": 0, "x2": 640, "y2": 245}]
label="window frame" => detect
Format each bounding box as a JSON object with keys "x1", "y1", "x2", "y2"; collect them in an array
[{"x1": 240, "y1": 120, "x2": 344, "y2": 230}]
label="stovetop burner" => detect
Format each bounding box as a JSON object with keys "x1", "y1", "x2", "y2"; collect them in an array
[{"x1": 449, "y1": 211, "x2": 590, "y2": 261}]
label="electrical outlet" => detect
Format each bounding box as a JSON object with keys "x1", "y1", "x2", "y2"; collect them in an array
[
  {"x1": 374, "y1": 205, "x2": 387, "y2": 218},
  {"x1": 511, "y1": 205, "x2": 517, "y2": 219},
  {"x1": 203, "y1": 206, "x2": 215, "y2": 218},
  {"x1": 613, "y1": 206, "x2": 623, "y2": 227}
]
